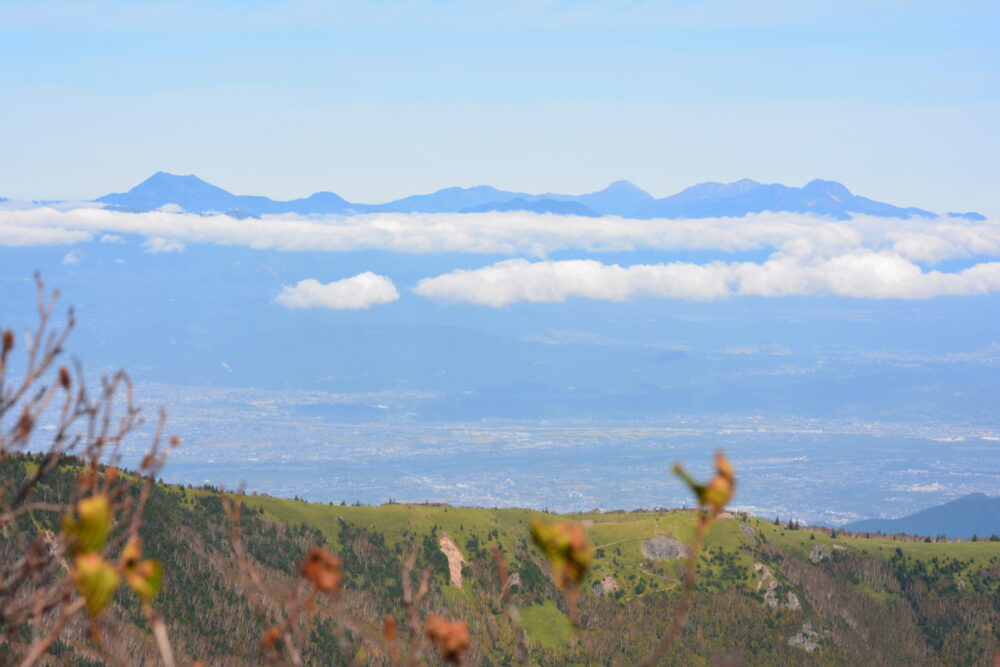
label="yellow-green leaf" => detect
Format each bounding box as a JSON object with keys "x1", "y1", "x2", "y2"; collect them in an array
[
  {"x1": 125, "y1": 558, "x2": 162, "y2": 602},
  {"x1": 673, "y1": 451, "x2": 736, "y2": 517},
  {"x1": 67, "y1": 495, "x2": 111, "y2": 555},
  {"x1": 73, "y1": 553, "x2": 120, "y2": 616},
  {"x1": 120, "y1": 537, "x2": 162, "y2": 602},
  {"x1": 530, "y1": 519, "x2": 593, "y2": 589}
]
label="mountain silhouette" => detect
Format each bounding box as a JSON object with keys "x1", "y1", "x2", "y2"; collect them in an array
[
  {"x1": 842, "y1": 493, "x2": 1000, "y2": 539},
  {"x1": 948, "y1": 211, "x2": 987, "y2": 221},
  {"x1": 633, "y1": 178, "x2": 936, "y2": 220},
  {"x1": 94, "y1": 172, "x2": 967, "y2": 220},
  {"x1": 97, "y1": 172, "x2": 353, "y2": 215}
]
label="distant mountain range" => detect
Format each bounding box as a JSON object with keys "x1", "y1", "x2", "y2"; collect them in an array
[
  {"x1": 92, "y1": 171, "x2": 986, "y2": 220},
  {"x1": 842, "y1": 493, "x2": 1000, "y2": 539}
]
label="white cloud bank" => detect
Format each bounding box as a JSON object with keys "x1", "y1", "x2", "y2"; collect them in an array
[
  {"x1": 274, "y1": 273, "x2": 399, "y2": 310},
  {"x1": 2, "y1": 207, "x2": 999, "y2": 263},
  {"x1": 0, "y1": 223, "x2": 91, "y2": 247},
  {"x1": 3, "y1": 207, "x2": 1000, "y2": 303},
  {"x1": 414, "y1": 255, "x2": 1000, "y2": 306}
]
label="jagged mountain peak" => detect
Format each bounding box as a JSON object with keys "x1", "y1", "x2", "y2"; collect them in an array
[
  {"x1": 137, "y1": 171, "x2": 224, "y2": 190},
  {"x1": 667, "y1": 179, "x2": 761, "y2": 202},
  {"x1": 147, "y1": 170, "x2": 201, "y2": 181},
  {"x1": 602, "y1": 180, "x2": 646, "y2": 192},
  {"x1": 802, "y1": 178, "x2": 853, "y2": 198},
  {"x1": 300, "y1": 191, "x2": 349, "y2": 204},
  {"x1": 728, "y1": 177, "x2": 762, "y2": 190}
]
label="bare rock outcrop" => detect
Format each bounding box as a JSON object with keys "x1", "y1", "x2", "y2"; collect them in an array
[
  {"x1": 592, "y1": 574, "x2": 620, "y2": 595},
  {"x1": 810, "y1": 544, "x2": 833, "y2": 564},
  {"x1": 642, "y1": 534, "x2": 687, "y2": 560},
  {"x1": 438, "y1": 534, "x2": 466, "y2": 587},
  {"x1": 764, "y1": 579, "x2": 780, "y2": 607},
  {"x1": 789, "y1": 622, "x2": 820, "y2": 652},
  {"x1": 754, "y1": 563, "x2": 772, "y2": 591},
  {"x1": 755, "y1": 563, "x2": 800, "y2": 609}
]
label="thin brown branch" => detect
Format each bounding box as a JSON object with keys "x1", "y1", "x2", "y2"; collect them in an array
[
  {"x1": 492, "y1": 545, "x2": 530, "y2": 665},
  {"x1": 400, "y1": 543, "x2": 432, "y2": 665},
  {"x1": 16, "y1": 597, "x2": 85, "y2": 667},
  {"x1": 149, "y1": 608, "x2": 177, "y2": 667}
]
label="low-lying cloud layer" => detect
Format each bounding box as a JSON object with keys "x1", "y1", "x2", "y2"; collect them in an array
[
  {"x1": 3, "y1": 206, "x2": 1000, "y2": 303},
  {"x1": 0, "y1": 222, "x2": 90, "y2": 246},
  {"x1": 414, "y1": 255, "x2": 1000, "y2": 305},
  {"x1": 275, "y1": 273, "x2": 400, "y2": 310},
  {"x1": 2, "y1": 206, "x2": 999, "y2": 263}
]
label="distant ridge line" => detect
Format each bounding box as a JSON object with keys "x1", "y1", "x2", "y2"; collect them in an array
[
  {"x1": 90, "y1": 171, "x2": 982, "y2": 221},
  {"x1": 841, "y1": 493, "x2": 1000, "y2": 539}
]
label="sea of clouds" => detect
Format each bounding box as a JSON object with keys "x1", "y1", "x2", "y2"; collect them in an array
[{"x1": 3, "y1": 206, "x2": 999, "y2": 309}]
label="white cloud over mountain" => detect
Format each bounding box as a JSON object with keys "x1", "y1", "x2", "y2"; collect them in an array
[{"x1": 275, "y1": 273, "x2": 400, "y2": 310}]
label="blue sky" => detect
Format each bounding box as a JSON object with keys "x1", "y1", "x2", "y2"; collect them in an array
[{"x1": 2, "y1": 1, "x2": 998, "y2": 214}]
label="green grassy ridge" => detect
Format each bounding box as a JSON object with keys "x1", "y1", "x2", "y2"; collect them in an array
[
  {"x1": 758, "y1": 518, "x2": 1000, "y2": 565},
  {"x1": 242, "y1": 496, "x2": 731, "y2": 591},
  {"x1": 241, "y1": 494, "x2": 1000, "y2": 601},
  {"x1": 241, "y1": 495, "x2": 1000, "y2": 662}
]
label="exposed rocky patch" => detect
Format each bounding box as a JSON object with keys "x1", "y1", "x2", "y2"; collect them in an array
[
  {"x1": 755, "y1": 563, "x2": 780, "y2": 607},
  {"x1": 810, "y1": 544, "x2": 833, "y2": 564},
  {"x1": 438, "y1": 533, "x2": 466, "y2": 587},
  {"x1": 740, "y1": 522, "x2": 757, "y2": 543},
  {"x1": 789, "y1": 622, "x2": 820, "y2": 652},
  {"x1": 755, "y1": 563, "x2": 799, "y2": 609},
  {"x1": 764, "y1": 579, "x2": 780, "y2": 607},
  {"x1": 754, "y1": 563, "x2": 772, "y2": 591},
  {"x1": 642, "y1": 534, "x2": 687, "y2": 560},
  {"x1": 592, "y1": 574, "x2": 620, "y2": 595}
]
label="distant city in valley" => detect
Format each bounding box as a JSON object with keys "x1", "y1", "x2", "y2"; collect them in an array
[{"x1": 123, "y1": 380, "x2": 1000, "y2": 529}]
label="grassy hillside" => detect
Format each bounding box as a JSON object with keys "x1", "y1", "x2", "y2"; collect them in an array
[{"x1": 3, "y1": 455, "x2": 999, "y2": 665}]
